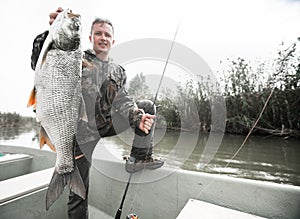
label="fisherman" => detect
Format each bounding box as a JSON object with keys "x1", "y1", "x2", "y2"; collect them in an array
[{"x1": 31, "y1": 7, "x2": 164, "y2": 219}]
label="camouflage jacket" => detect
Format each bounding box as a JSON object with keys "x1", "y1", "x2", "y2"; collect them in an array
[{"x1": 31, "y1": 31, "x2": 141, "y2": 144}]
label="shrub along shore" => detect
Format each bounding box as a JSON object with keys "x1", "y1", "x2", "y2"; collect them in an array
[{"x1": 128, "y1": 41, "x2": 300, "y2": 138}]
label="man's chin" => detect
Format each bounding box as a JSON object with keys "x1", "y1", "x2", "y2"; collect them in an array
[
  {"x1": 99, "y1": 49, "x2": 109, "y2": 53},
  {"x1": 95, "y1": 49, "x2": 108, "y2": 54}
]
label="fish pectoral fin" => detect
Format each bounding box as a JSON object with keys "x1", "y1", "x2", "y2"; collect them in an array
[
  {"x1": 27, "y1": 87, "x2": 36, "y2": 108},
  {"x1": 45, "y1": 167, "x2": 86, "y2": 211},
  {"x1": 39, "y1": 126, "x2": 56, "y2": 152}
]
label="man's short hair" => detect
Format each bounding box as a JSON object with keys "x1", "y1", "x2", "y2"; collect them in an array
[{"x1": 90, "y1": 17, "x2": 114, "y2": 35}]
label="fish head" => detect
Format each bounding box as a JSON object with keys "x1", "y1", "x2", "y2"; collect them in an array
[{"x1": 51, "y1": 9, "x2": 82, "y2": 51}]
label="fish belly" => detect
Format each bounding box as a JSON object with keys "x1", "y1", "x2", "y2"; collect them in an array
[{"x1": 35, "y1": 49, "x2": 82, "y2": 174}]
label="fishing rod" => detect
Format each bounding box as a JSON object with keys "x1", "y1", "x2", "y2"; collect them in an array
[
  {"x1": 153, "y1": 24, "x2": 179, "y2": 105},
  {"x1": 115, "y1": 173, "x2": 133, "y2": 219},
  {"x1": 114, "y1": 25, "x2": 179, "y2": 219}
]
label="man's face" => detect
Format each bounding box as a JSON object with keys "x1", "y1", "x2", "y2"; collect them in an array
[{"x1": 89, "y1": 22, "x2": 115, "y2": 55}]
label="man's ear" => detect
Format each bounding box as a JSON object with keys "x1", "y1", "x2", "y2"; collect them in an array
[
  {"x1": 112, "y1": 39, "x2": 115, "y2": 45},
  {"x1": 89, "y1": 35, "x2": 92, "y2": 43}
]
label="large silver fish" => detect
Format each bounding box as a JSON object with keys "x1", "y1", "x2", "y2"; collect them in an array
[{"x1": 28, "y1": 9, "x2": 85, "y2": 210}]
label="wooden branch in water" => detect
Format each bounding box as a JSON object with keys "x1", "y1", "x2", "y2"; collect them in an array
[{"x1": 254, "y1": 126, "x2": 300, "y2": 138}]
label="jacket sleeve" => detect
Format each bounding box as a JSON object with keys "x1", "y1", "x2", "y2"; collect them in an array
[
  {"x1": 31, "y1": 31, "x2": 49, "y2": 70},
  {"x1": 112, "y1": 67, "x2": 142, "y2": 128}
]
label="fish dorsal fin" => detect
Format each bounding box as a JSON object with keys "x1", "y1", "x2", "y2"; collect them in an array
[
  {"x1": 35, "y1": 10, "x2": 68, "y2": 70},
  {"x1": 40, "y1": 42, "x2": 53, "y2": 66},
  {"x1": 34, "y1": 33, "x2": 52, "y2": 70}
]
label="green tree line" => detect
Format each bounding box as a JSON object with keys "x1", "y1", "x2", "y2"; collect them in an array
[
  {"x1": 0, "y1": 112, "x2": 38, "y2": 140},
  {"x1": 128, "y1": 41, "x2": 300, "y2": 138},
  {"x1": 0, "y1": 112, "x2": 36, "y2": 127}
]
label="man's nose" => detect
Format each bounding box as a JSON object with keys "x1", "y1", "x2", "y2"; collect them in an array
[{"x1": 100, "y1": 33, "x2": 107, "y2": 40}]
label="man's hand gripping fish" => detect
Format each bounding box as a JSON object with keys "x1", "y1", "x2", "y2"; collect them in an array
[{"x1": 27, "y1": 9, "x2": 85, "y2": 210}]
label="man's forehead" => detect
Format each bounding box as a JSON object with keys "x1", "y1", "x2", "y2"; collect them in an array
[{"x1": 92, "y1": 22, "x2": 113, "y2": 32}]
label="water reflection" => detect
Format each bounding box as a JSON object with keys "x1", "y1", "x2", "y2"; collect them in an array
[
  {"x1": 103, "y1": 130, "x2": 300, "y2": 186},
  {"x1": 1, "y1": 125, "x2": 299, "y2": 186},
  {"x1": 183, "y1": 133, "x2": 300, "y2": 186},
  {"x1": 0, "y1": 125, "x2": 36, "y2": 141},
  {"x1": 0, "y1": 124, "x2": 39, "y2": 149}
]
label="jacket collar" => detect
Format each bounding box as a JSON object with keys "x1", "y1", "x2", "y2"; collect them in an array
[{"x1": 85, "y1": 49, "x2": 113, "y2": 63}]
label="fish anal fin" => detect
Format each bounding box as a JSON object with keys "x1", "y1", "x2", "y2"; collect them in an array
[
  {"x1": 39, "y1": 126, "x2": 56, "y2": 152},
  {"x1": 46, "y1": 167, "x2": 86, "y2": 210},
  {"x1": 27, "y1": 87, "x2": 36, "y2": 108}
]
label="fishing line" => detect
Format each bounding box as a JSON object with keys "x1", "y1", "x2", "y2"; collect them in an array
[
  {"x1": 196, "y1": 39, "x2": 298, "y2": 198},
  {"x1": 115, "y1": 25, "x2": 180, "y2": 218},
  {"x1": 196, "y1": 87, "x2": 275, "y2": 197}
]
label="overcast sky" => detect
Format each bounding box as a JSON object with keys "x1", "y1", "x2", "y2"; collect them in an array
[{"x1": 0, "y1": 0, "x2": 299, "y2": 117}]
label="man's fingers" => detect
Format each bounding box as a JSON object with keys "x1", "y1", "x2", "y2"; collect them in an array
[
  {"x1": 49, "y1": 13, "x2": 58, "y2": 25},
  {"x1": 143, "y1": 117, "x2": 154, "y2": 134},
  {"x1": 146, "y1": 114, "x2": 156, "y2": 119},
  {"x1": 139, "y1": 113, "x2": 155, "y2": 134},
  {"x1": 145, "y1": 119, "x2": 154, "y2": 127},
  {"x1": 56, "y1": 7, "x2": 64, "y2": 12},
  {"x1": 49, "y1": 7, "x2": 64, "y2": 25}
]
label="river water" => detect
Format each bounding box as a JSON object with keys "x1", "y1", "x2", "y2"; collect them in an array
[{"x1": 0, "y1": 126, "x2": 299, "y2": 186}]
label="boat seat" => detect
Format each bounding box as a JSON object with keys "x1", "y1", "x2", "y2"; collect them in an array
[
  {"x1": 0, "y1": 167, "x2": 53, "y2": 204},
  {"x1": 177, "y1": 199, "x2": 267, "y2": 219},
  {"x1": 0, "y1": 154, "x2": 33, "y2": 180}
]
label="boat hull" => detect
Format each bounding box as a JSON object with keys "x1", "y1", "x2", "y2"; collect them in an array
[{"x1": 1, "y1": 145, "x2": 300, "y2": 219}]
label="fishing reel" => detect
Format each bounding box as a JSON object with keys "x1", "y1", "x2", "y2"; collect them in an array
[{"x1": 126, "y1": 213, "x2": 139, "y2": 219}]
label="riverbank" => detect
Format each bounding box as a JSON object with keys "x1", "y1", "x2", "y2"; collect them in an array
[{"x1": 0, "y1": 111, "x2": 299, "y2": 187}]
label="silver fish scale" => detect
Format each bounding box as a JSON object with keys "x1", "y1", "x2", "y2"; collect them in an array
[{"x1": 35, "y1": 48, "x2": 82, "y2": 174}]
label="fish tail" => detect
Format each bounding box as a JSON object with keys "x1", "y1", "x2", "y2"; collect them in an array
[
  {"x1": 46, "y1": 166, "x2": 86, "y2": 210},
  {"x1": 65, "y1": 165, "x2": 86, "y2": 200},
  {"x1": 45, "y1": 170, "x2": 64, "y2": 210}
]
